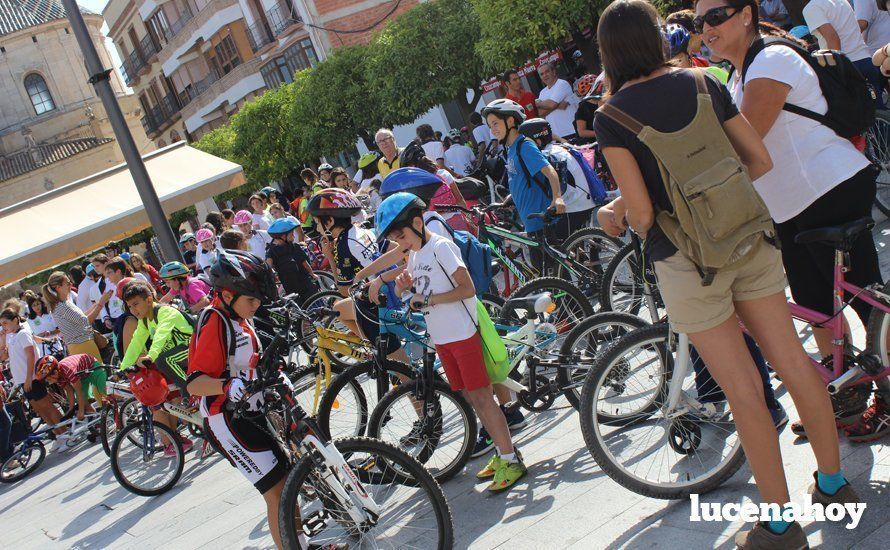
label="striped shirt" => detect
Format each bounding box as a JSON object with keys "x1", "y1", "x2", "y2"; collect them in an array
[{"x1": 51, "y1": 300, "x2": 93, "y2": 345}]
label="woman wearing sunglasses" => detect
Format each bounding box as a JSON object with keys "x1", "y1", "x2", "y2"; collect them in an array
[
  {"x1": 698, "y1": 0, "x2": 888, "y2": 436},
  {"x1": 595, "y1": 1, "x2": 858, "y2": 547}
]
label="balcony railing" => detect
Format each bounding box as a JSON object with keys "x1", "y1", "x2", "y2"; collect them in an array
[
  {"x1": 139, "y1": 32, "x2": 160, "y2": 61},
  {"x1": 164, "y1": 4, "x2": 194, "y2": 41},
  {"x1": 121, "y1": 49, "x2": 144, "y2": 85},
  {"x1": 140, "y1": 92, "x2": 188, "y2": 135},
  {"x1": 185, "y1": 67, "x2": 222, "y2": 101},
  {"x1": 246, "y1": 1, "x2": 302, "y2": 52}
]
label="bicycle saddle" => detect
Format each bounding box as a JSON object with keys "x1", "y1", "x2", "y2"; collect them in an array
[
  {"x1": 794, "y1": 217, "x2": 874, "y2": 250},
  {"x1": 504, "y1": 293, "x2": 553, "y2": 317}
]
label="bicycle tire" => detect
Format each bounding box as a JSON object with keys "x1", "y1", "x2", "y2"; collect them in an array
[
  {"x1": 111, "y1": 420, "x2": 184, "y2": 497},
  {"x1": 300, "y1": 290, "x2": 372, "y2": 368},
  {"x1": 599, "y1": 243, "x2": 664, "y2": 323},
  {"x1": 314, "y1": 270, "x2": 338, "y2": 292},
  {"x1": 865, "y1": 297, "x2": 890, "y2": 372},
  {"x1": 100, "y1": 403, "x2": 120, "y2": 456},
  {"x1": 288, "y1": 363, "x2": 347, "y2": 419},
  {"x1": 367, "y1": 379, "x2": 476, "y2": 483},
  {"x1": 101, "y1": 397, "x2": 142, "y2": 455},
  {"x1": 579, "y1": 324, "x2": 745, "y2": 499},
  {"x1": 556, "y1": 311, "x2": 650, "y2": 409},
  {"x1": 503, "y1": 276, "x2": 596, "y2": 344},
  {"x1": 0, "y1": 441, "x2": 46, "y2": 483},
  {"x1": 317, "y1": 359, "x2": 414, "y2": 440},
  {"x1": 557, "y1": 226, "x2": 625, "y2": 302},
  {"x1": 865, "y1": 109, "x2": 890, "y2": 217},
  {"x1": 278, "y1": 436, "x2": 453, "y2": 550}
]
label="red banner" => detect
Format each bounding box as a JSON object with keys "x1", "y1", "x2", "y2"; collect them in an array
[{"x1": 481, "y1": 50, "x2": 564, "y2": 93}]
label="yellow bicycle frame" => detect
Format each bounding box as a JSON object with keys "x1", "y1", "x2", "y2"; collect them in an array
[{"x1": 306, "y1": 325, "x2": 374, "y2": 414}]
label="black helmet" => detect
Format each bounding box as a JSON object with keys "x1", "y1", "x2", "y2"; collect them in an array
[
  {"x1": 306, "y1": 188, "x2": 363, "y2": 219},
  {"x1": 209, "y1": 250, "x2": 279, "y2": 303},
  {"x1": 519, "y1": 118, "x2": 553, "y2": 146},
  {"x1": 398, "y1": 139, "x2": 427, "y2": 168}
]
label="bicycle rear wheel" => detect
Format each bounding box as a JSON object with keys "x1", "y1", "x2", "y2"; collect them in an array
[
  {"x1": 110, "y1": 420, "x2": 184, "y2": 497},
  {"x1": 0, "y1": 441, "x2": 46, "y2": 483},
  {"x1": 579, "y1": 324, "x2": 745, "y2": 499},
  {"x1": 504, "y1": 276, "x2": 596, "y2": 350},
  {"x1": 278, "y1": 436, "x2": 453, "y2": 550},
  {"x1": 557, "y1": 226, "x2": 624, "y2": 303},
  {"x1": 600, "y1": 243, "x2": 665, "y2": 323},
  {"x1": 866, "y1": 109, "x2": 890, "y2": 216},
  {"x1": 368, "y1": 379, "x2": 476, "y2": 483}
]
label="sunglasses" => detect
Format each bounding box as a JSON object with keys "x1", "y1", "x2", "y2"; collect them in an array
[{"x1": 693, "y1": 6, "x2": 741, "y2": 34}]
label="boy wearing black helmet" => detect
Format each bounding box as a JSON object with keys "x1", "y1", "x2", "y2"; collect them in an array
[{"x1": 266, "y1": 218, "x2": 319, "y2": 300}]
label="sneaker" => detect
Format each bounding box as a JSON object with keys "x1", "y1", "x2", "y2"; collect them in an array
[
  {"x1": 790, "y1": 385, "x2": 871, "y2": 438},
  {"x1": 807, "y1": 472, "x2": 861, "y2": 510},
  {"x1": 163, "y1": 444, "x2": 178, "y2": 458},
  {"x1": 769, "y1": 405, "x2": 789, "y2": 433},
  {"x1": 502, "y1": 406, "x2": 527, "y2": 431},
  {"x1": 399, "y1": 420, "x2": 424, "y2": 447},
  {"x1": 181, "y1": 437, "x2": 195, "y2": 453},
  {"x1": 844, "y1": 396, "x2": 890, "y2": 443},
  {"x1": 734, "y1": 521, "x2": 808, "y2": 549},
  {"x1": 475, "y1": 453, "x2": 503, "y2": 480},
  {"x1": 471, "y1": 427, "x2": 495, "y2": 459},
  {"x1": 488, "y1": 450, "x2": 527, "y2": 493},
  {"x1": 50, "y1": 435, "x2": 69, "y2": 453}
]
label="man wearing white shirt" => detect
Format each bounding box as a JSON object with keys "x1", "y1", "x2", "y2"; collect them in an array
[
  {"x1": 444, "y1": 135, "x2": 477, "y2": 176},
  {"x1": 535, "y1": 63, "x2": 580, "y2": 140},
  {"x1": 89, "y1": 254, "x2": 115, "y2": 330},
  {"x1": 76, "y1": 265, "x2": 98, "y2": 314},
  {"x1": 804, "y1": 0, "x2": 885, "y2": 107},
  {"x1": 855, "y1": 0, "x2": 890, "y2": 56}
]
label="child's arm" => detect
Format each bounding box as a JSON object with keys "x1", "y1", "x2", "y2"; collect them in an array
[
  {"x1": 355, "y1": 245, "x2": 408, "y2": 282},
  {"x1": 145, "y1": 308, "x2": 180, "y2": 363},
  {"x1": 120, "y1": 320, "x2": 150, "y2": 370},
  {"x1": 426, "y1": 266, "x2": 476, "y2": 306},
  {"x1": 23, "y1": 344, "x2": 36, "y2": 391},
  {"x1": 72, "y1": 382, "x2": 87, "y2": 420}
]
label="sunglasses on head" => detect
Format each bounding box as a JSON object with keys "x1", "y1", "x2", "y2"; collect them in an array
[{"x1": 693, "y1": 6, "x2": 741, "y2": 34}]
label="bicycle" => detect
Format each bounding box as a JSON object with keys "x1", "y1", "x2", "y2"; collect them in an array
[
  {"x1": 864, "y1": 109, "x2": 890, "y2": 216},
  {"x1": 578, "y1": 217, "x2": 890, "y2": 499},
  {"x1": 599, "y1": 232, "x2": 666, "y2": 324},
  {"x1": 222, "y1": 304, "x2": 454, "y2": 548}
]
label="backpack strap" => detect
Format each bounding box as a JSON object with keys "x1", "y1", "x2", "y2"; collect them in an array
[
  {"x1": 515, "y1": 136, "x2": 552, "y2": 196},
  {"x1": 596, "y1": 103, "x2": 645, "y2": 135},
  {"x1": 195, "y1": 307, "x2": 236, "y2": 359},
  {"x1": 691, "y1": 68, "x2": 708, "y2": 94}
]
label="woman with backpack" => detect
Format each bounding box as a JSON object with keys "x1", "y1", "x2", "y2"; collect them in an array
[
  {"x1": 595, "y1": 2, "x2": 857, "y2": 547},
  {"x1": 699, "y1": 0, "x2": 887, "y2": 442}
]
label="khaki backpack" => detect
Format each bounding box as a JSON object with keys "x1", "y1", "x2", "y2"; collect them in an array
[{"x1": 597, "y1": 69, "x2": 775, "y2": 286}]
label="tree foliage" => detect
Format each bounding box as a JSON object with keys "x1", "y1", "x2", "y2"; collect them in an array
[
  {"x1": 470, "y1": 0, "x2": 604, "y2": 70},
  {"x1": 651, "y1": 0, "x2": 693, "y2": 17},
  {"x1": 193, "y1": 125, "x2": 237, "y2": 163}
]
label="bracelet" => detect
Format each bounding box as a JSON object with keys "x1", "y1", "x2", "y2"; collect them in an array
[{"x1": 424, "y1": 293, "x2": 433, "y2": 308}]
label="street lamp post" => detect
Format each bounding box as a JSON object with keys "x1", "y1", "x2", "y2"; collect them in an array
[{"x1": 62, "y1": 0, "x2": 184, "y2": 263}]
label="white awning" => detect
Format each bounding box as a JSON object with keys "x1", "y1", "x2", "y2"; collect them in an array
[{"x1": 0, "y1": 142, "x2": 245, "y2": 286}]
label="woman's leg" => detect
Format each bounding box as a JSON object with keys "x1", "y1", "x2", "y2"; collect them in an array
[
  {"x1": 686, "y1": 315, "x2": 790, "y2": 504},
  {"x1": 263, "y1": 476, "x2": 287, "y2": 549},
  {"x1": 734, "y1": 293, "x2": 841, "y2": 477}
]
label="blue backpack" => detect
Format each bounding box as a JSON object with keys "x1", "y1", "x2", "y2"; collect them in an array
[
  {"x1": 426, "y1": 213, "x2": 494, "y2": 297},
  {"x1": 559, "y1": 145, "x2": 608, "y2": 205},
  {"x1": 516, "y1": 137, "x2": 607, "y2": 205}
]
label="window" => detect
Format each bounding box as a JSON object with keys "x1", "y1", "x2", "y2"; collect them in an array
[
  {"x1": 213, "y1": 35, "x2": 241, "y2": 75},
  {"x1": 147, "y1": 11, "x2": 170, "y2": 47},
  {"x1": 260, "y1": 56, "x2": 293, "y2": 88},
  {"x1": 282, "y1": 39, "x2": 317, "y2": 75},
  {"x1": 24, "y1": 73, "x2": 55, "y2": 115}
]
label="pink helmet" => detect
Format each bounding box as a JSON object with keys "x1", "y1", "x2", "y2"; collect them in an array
[
  {"x1": 195, "y1": 228, "x2": 215, "y2": 242},
  {"x1": 234, "y1": 210, "x2": 253, "y2": 225}
]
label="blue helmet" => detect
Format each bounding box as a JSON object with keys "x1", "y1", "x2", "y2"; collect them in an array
[
  {"x1": 789, "y1": 25, "x2": 810, "y2": 40},
  {"x1": 120, "y1": 252, "x2": 131, "y2": 262},
  {"x1": 665, "y1": 24, "x2": 690, "y2": 59},
  {"x1": 380, "y1": 167, "x2": 443, "y2": 202},
  {"x1": 375, "y1": 192, "x2": 427, "y2": 243},
  {"x1": 268, "y1": 217, "x2": 299, "y2": 236},
  {"x1": 85, "y1": 264, "x2": 95, "y2": 275}
]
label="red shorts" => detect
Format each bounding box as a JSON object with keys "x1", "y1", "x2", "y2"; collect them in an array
[{"x1": 436, "y1": 334, "x2": 490, "y2": 392}]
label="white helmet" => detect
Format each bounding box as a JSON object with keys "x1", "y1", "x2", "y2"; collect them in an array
[{"x1": 481, "y1": 99, "x2": 526, "y2": 124}]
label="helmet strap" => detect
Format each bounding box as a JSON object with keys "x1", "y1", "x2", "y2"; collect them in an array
[{"x1": 221, "y1": 291, "x2": 242, "y2": 320}]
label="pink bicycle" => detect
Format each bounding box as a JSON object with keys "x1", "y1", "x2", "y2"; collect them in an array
[{"x1": 577, "y1": 216, "x2": 890, "y2": 499}]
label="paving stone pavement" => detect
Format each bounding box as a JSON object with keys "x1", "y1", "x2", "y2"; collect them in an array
[{"x1": 2, "y1": 219, "x2": 889, "y2": 550}]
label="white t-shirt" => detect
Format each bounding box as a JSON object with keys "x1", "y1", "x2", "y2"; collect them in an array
[
  {"x1": 732, "y1": 46, "x2": 870, "y2": 223},
  {"x1": 197, "y1": 246, "x2": 217, "y2": 274},
  {"x1": 804, "y1": 0, "x2": 871, "y2": 61},
  {"x1": 407, "y1": 233, "x2": 477, "y2": 345},
  {"x1": 89, "y1": 277, "x2": 123, "y2": 320},
  {"x1": 6, "y1": 330, "x2": 35, "y2": 386},
  {"x1": 421, "y1": 140, "x2": 445, "y2": 162},
  {"x1": 252, "y1": 212, "x2": 271, "y2": 231},
  {"x1": 245, "y1": 229, "x2": 272, "y2": 259},
  {"x1": 353, "y1": 168, "x2": 364, "y2": 185},
  {"x1": 28, "y1": 314, "x2": 57, "y2": 336},
  {"x1": 472, "y1": 124, "x2": 494, "y2": 153},
  {"x1": 76, "y1": 277, "x2": 96, "y2": 313},
  {"x1": 423, "y1": 212, "x2": 454, "y2": 240},
  {"x1": 538, "y1": 79, "x2": 580, "y2": 138},
  {"x1": 854, "y1": 0, "x2": 890, "y2": 53},
  {"x1": 443, "y1": 143, "x2": 476, "y2": 176},
  {"x1": 543, "y1": 143, "x2": 596, "y2": 213}
]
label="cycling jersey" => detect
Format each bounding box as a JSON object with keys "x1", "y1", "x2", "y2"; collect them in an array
[
  {"x1": 172, "y1": 277, "x2": 211, "y2": 307},
  {"x1": 121, "y1": 305, "x2": 194, "y2": 384},
  {"x1": 57, "y1": 354, "x2": 99, "y2": 385},
  {"x1": 333, "y1": 225, "x2": 387, "y2": 287}
]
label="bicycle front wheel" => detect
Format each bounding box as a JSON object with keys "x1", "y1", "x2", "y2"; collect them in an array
[
  {"x1": 600, "y1": 243, "x2": 665, "y2": 323},
  {"x1": 278, "y1": 436, "x2": 453, "y2": 550},
  {"x1": 111, "y1": 420, "x2": 184, "y2": 497},
  {"x1": 557, "y1": 226, "x2": 624, "y2": 303},
  {"x1": 579, "y1": 324, "x2": 745, "y2": 499},
  {"x1": 368, "y1": 379, "x2": 476, "y2": 483},
  {"x1": 866, "y1": 109, "x2": 890, "y2": 216},
  {"x1": 0, "y1": 441, "x2": 46, "y2": 483}
]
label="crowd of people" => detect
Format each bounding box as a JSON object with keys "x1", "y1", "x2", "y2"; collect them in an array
[{"x1": 2, "y1": 0, "x2": 890, "y2": 548}]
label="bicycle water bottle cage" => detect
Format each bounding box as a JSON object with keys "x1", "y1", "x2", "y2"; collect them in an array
[
  {"x1": 794, "y1": 217, "x2": 874, "y2": 252},
  {"x1": 504, "y1": 293, "x2": 554, "y2": 318}
]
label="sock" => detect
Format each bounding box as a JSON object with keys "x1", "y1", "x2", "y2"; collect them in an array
[
  {"x1": 499, "y1": 452, "x2": 516, "y2": 463},
  {"x1": 765, "y1": 505, "x2": 791, "y2": 535},
  {"x1": 817, "y1": 470, "x2": 847, "y2": 496}
]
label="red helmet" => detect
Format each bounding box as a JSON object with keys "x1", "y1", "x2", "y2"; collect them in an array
[
  {"x1": 35, "y1": 355, "x2": 59, "y2": 381},
  {"x1": 576, "y1": 74, "x2": 598, "y2": 97},
  {"x1": 128, "y1": 367, "x2": 169, "y2": 407},
  {"x1": 116, "y1": 276, "x2": 137, "y2": 301}
]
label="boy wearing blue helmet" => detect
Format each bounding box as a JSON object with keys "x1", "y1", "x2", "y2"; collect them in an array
[{"x1": 266, "y1": 218, "x2": 319, "y2": 300}]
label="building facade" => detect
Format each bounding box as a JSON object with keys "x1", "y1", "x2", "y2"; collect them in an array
[{"x1": 0, "y1": 0, "x2": 153, "y2": 209}]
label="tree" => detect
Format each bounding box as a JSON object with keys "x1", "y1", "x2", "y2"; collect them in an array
[
  {"x1": 290, "y1": 44, "x2": 386, "y2": 158},
  {"x1": 193, "y1": 124, "x2": 237, "y2": 163},
  {"x1": 471, "y1": 0, "x2": 605, "y2": 71},
  {"x1": 651, "y1": 0, "x2": 693, "y2": 17},
  {"x1": 367, "y1": 0, "x2": 488, "y2": 122}
]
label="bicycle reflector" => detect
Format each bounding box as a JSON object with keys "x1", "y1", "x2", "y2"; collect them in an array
[{"x1": 128, "y1": 367, "x2": 169, "y2": 407}]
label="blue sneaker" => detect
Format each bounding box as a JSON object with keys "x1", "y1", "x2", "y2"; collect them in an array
[
  {"x1": 471, "y1": 427, "x2": 494, "y2": 458},
  {"x1": 502, "y1": 405, "x2": 527, "y2": 431},
  {"x1": 770, "y1": 404, "x2": 789, "y2": 433}
]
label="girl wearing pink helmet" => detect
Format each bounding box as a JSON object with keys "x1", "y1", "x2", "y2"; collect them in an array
[
  {"x1": 235, "y1": 209, "x2": 272, "y2": 259},
  {"x1": 195, "y1": 228, "x2": 219, "y2": 274}
]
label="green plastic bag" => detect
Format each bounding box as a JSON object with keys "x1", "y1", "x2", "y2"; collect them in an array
[{"x1": 476, "y1": 300, "x2": 510, "y2": 384}]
